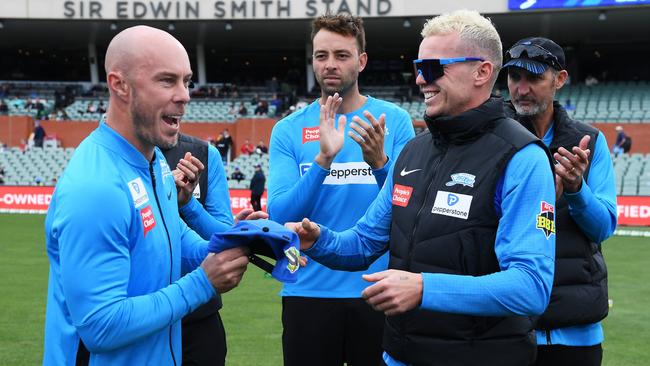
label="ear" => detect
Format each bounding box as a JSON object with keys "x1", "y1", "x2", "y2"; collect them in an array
[
  {"x1": 555, "y1": 70, "x2": 568, "y2": 90},
  {"x1": 107, "y1": 71, "x2": 130, "y2": 102},
  {"x1": 358, "y1": 52, "x2": 368, "y2": 73},
  {"x1": 474, "y1": 61, "x2": 494, "y2": 87}
]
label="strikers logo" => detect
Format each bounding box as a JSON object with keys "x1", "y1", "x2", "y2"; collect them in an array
[
  {"x1": 536, "y1": 201, "x2": 555, "y2": 239},
  {"x1": 302, "y1": 126, "x2": 320, "y2": 143}
]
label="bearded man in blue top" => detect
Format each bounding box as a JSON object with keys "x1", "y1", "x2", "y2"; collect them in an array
[
  {"x1": 268, "y1": 13, "x2": 415, "y2": 366},
  {"x1": 504, "y1": 36, "x2": 617, "y2": 366},
  {"x1": 43, "y1": 26, "x2": 250, "y2": 365}
]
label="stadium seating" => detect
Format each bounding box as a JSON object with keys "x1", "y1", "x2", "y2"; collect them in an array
[
  {"x1": 0, "y1": 146, "x2": 73, "y2": 185},
  {"x1": 63, "y1": 99, "x2": 277, "y2": 122},
  {"x1": 224, "y1": 153, "x2": 269, "y2": 189},
  {"x1": 613, "y1": 153, "x2": 650, "y2": 196}
]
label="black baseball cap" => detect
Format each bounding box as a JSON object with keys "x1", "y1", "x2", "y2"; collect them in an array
[{"x1": 504, "y1": 37, "x2": 566, "y2": 74}]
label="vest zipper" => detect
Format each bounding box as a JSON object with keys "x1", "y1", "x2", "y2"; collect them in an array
[
  {"x1": 149, "y1": 161, "x2": 178, "y2": 366},
  {"x1": 545, "y1": 329, "x2": 552, "y2": 345}
]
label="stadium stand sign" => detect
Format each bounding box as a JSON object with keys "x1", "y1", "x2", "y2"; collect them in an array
[
  {"x1": 1, "y1": 0, "x2": 509, "y2": 20},
  {"x1": 617, "y1": 196, "x2": 650, "y2": 226}
]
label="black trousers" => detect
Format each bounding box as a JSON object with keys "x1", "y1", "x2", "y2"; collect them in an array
[
  {"x1": 181, "y1": 311, "x2": 227, "y2": 366},
  {"x1": 282, "y1": 297, "x2": 385, "y2": 366},
  {"x1": 535, "y1": 344, "x2": 602, "y2": 366},
  {"x1": 250, "y1": 193, "x2": 262, "y2": 211}
]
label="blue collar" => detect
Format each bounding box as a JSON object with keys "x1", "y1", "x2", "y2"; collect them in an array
[{"x1": 95, "y1": 121, "x2": 151, "y2": 169}]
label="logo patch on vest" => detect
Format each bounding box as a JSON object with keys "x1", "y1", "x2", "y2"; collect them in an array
[
  {"x1": 432, "y1": 190, "x2": 473, "y2": 219},
  {"x1": 127, "y1": 177, "x2": 149, "y2": 208},
  {"x1": 536, "y1": 201, "x2": 556, "y2": 239},
  {"x1": 445, "y1": 173, "x2": 476, "y2": 188},
  {"x1": 140, "y1": 205, "x2": 156, "y2": 236},
  {"x1": 302, "y1": 127, "x2": 320, "y2": 143},
  {"x1": 392, "y1": 184, "x2": 413, "y2": 207}
]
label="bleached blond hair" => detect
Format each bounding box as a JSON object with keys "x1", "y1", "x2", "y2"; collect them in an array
[{"x1": 421, "y1": 9, "x2": 502, "y2": 83}]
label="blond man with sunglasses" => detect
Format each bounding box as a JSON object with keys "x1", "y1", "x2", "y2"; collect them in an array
[{"x1": 287, "y1": 10, "x2": 557, "y2": 366}]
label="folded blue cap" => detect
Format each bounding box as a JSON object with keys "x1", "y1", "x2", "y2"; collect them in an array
[{"x1": 208, "y1": 220, "x2": 300, "y2": 283}]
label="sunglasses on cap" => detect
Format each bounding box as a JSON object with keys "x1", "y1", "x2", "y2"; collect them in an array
[
  {"x1": 413, "y1": 57, "x2": 485, "y2": 84},
  {"x1": 506, "y1": 43, "x2": 563, "y2": 71}
]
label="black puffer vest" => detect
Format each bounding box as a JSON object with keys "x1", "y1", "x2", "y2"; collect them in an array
[
  {"x1": 383, "y1": 98, "x2": 553, "y2": 366},
  {"x1": 163, "y1": 133, "x2": 221, "y2": 320},
  {"x1": 506, "y1": 102, "x2": 609, "y2": 332}
]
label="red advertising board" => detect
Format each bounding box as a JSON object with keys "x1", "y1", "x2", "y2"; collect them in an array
[
  {"x1": 2, "y1": 185, "x2": 644, "y2": 227},
  {"x1": 617, "y1": 196, "x2": 650, "y2": 226},
  {"x1": 0, "y1": 186, "x2": 54, "y2": 212}
]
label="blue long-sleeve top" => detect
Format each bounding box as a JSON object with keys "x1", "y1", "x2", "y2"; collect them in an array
[
  {"x1": 43, "y1": 123, "x2": 215, "y2": 365},
  {"x1": 306, "y1": 142, "x2": 556, "y2": 316},
  {"x1": 179, "y1": 144, "x2": 234, "y2": 240},
  {"x1": 536, "y1": 125, "x2": 617, "y2": 347},
  {"x1": 267, "y1": 96, "x2": 415, "y2": 298}
]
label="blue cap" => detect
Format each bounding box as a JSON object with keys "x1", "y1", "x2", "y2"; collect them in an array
[{"x1": 208, "y1": 220, "x2": 300, "y2": 283}]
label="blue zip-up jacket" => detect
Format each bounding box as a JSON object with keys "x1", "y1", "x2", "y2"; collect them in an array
[
  {"x1": 536, "y1": 125, "x2": 617, "y2": 346},
  {"x1": 268, "y1": 96, "x2": 415, "y2": 297},
  {"x1": 43, "y1": 122, "x2": 215, "y2": 365},
  {"x1": 304, "y1": 142, "x2": 556, "y2": 365}
]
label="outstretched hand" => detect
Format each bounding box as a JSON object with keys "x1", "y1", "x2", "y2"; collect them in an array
[
  {"x1": 284, "y1": 218, "x2": 321, "y2": 251},
  {"x1": 361, "y1": 270, "x2": 423, "y2": 316},
  {"x1": 315, "y1": 93, "x2": 346, "y2": 170}
]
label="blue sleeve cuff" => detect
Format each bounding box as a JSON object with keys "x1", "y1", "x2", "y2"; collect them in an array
[
  {"x1": 179, "y1": 195, "x2": 200, "y2": 216},
  {"x1": 372, "y1": 157, "x2": 391, "y2": 188},
  {"x1": 303, "y1": 224, "x2": 330, "y2": 259},
  {"x1": 563, "y1": 178, "x2": 590, "y2": 209}
]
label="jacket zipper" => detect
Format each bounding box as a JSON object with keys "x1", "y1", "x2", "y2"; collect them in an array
[
  {"x1": 546, "y1": 329, "x2": 552, "y2": 345},
  {"x1": 149, "y1": 161, "x2": 178, "y2": 366}
]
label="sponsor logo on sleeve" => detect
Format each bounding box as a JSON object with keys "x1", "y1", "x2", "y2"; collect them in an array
[
  {"x1": 432, "y1": 190, "x2": 473, "y2": 219},
  {"x1": 536, "y1": 201, "x2": 556, "y2": 239},
  {"x1": 159, "y1": 158, "x2": 172, "y2": 180},
  {"x1": 445, "y1": 173, "x2": 476, "y2": 188},
  {"x1": 302, "y1": 127, "x2": 320, "y2": 144},
  {"x1": 127, "y1": 177, "x2": 149, "y2": 208},
  {"x1": 392, "y1": 184, "x2": 413, "y2": 207},
  {"x1": 140, "y1": 205, "x2": 157, "y2": 236},
  {"x1": 284, "y1": 247, "x2": 300, "y2": 274}
]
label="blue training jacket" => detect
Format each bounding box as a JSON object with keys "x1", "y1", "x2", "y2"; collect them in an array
[
  {"x1": 43, "y1": 122, "x2": 215, "y2": 365},
  {"x1": 267, "y1": 96, "x2": 415, "y2": 298}
]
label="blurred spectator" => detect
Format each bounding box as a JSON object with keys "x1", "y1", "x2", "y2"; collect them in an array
[
  {"x1": 0, "y1": 165, "x2": 5, "y2": 185},
  {"x1": 238, "y1": 103, "x2": 248, "y2": 116},
  {"x1": 268, "y1": 76, "x2": 280, "y2": 93},
  {"x1": 255, "y1": 140, "x2": 268, "y2": 155},
  {"x1": 33, "y1": 120, "x2": 46, "y2": 148},
  {"x1": 251, "y1": 93, "x2": 260, "y2": 105},
  {"x1": 612, "y1": 126, "x2": 631, "y2": 156},
  {"x1": 564, "y1": 98, "x2": 575, "y2": 111},
  {"x1": 240, "y1": 139, "x2": 255, "y2": 155},
  {"x1": 231, "y1": 84, "x2": 240, "y2": 98},
  {"x1": 270, "y1": 94, "x2": 282, "y2": 115},
  {"x1": 0, "y1": 100, "x2": 8, "y2": 115},
  {"x1": 215, "y1": 129, "x2": 233, "y2": 163},
  {"x1": 585, "y1": 74, "x2": 599, "y2": 87},
  {"x1": 228, "y1": 102, "x2": 238, "y2": 116},
  {"x1": 55, "y1": 109, "x2": 70, "y2": 121},
  {"x1": 86, "y1": 102, "x2": 97, "y2": 114},
  {"x1": 231, "y1": 167, "x2": 245, "y2": 182},
  {"x1": 98, "y1": 101, "x2": 107, "y2": 114},
  {"x1": 249, "y1": 164, "x2": 266, "y2": 212},
  {"x1": 254, "y1": 101, "x2": 269, "y2": 116}
]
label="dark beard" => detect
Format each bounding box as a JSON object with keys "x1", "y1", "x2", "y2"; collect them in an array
[{"x1": 131, "y1": 88, "x2": 178, "y2": 150}]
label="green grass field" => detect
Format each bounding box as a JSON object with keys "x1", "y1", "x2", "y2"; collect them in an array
[{"x1": 0, "y1": 213, "x2": 648, "y2": 365}]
